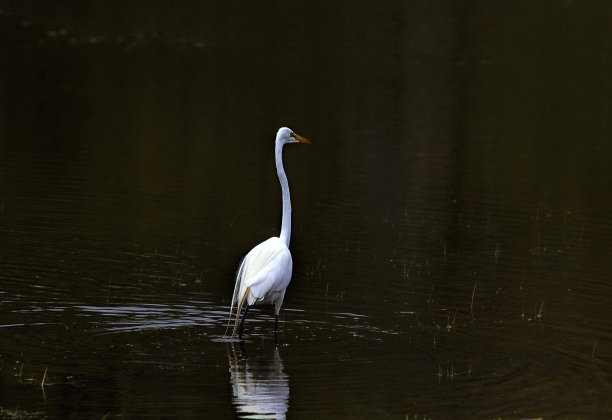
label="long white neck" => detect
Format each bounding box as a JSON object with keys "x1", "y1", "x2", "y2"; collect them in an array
[{"x1": 276, "y1": 139, "x2": 291, "y2": 247}]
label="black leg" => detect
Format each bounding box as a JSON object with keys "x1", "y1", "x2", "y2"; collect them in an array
[
  {"x1": 238, "y1": 305, "x2": 249, "y2": 341},
  {"x1": 274, "y1": 314, "x2": 279, "y2": 345}
]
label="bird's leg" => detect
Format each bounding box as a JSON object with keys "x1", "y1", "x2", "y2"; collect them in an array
[
  {"x1": 274, "y1": 314, "x2": 279, "y2": 345},
  {"x1": 238, "y1": 305, "x2": 249, "y2": 341}
]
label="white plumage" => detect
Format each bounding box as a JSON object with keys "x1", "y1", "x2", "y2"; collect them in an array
[
  {"x1": 229, "y1": 238, "x2": 292, "y2": 330},
  {"x1": 226, "y1": 127, "x2": 310, "y2": 341}
]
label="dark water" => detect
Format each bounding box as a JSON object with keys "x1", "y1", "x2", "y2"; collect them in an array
[{"x1": 1, "y1": 1, "x2": 612, "y2": 418}]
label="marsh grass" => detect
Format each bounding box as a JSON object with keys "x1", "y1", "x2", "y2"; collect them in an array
[
  {"x1": 470, "y1": 281, "x2": 477, "y2": 319},
  {"x1": 436, "y1": 361, "x2": 473, "y2": 385},
  {"x1": 0, "y1": 406, "x2": 47, "y2": 420},
  {"x1": 537, "y1": 299, "x2": 544, "y2": 319},
  {"x1": 494, "y1": 242, "x2": 500, "y2": 263}
]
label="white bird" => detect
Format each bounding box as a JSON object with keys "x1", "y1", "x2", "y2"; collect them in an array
[{"x1": 226, "y1": 127, "x2": 310, "y2": 341}]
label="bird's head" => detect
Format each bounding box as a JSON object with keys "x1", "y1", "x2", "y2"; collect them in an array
[{"x1": 277, "y1": 127, "x2": 310, "y2": 145}]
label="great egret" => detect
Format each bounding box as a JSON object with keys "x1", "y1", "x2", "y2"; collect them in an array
[{"x1": 226, "y1": 127, "x2": 310, "y2": 341}]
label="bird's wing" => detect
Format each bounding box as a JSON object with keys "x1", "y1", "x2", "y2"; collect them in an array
[
  {"x1": 245, "y1": 247, "x2": 292, "y2": 304},
  {"x1": 229, "y1": 237, "x2": 292, "y2": 316}
]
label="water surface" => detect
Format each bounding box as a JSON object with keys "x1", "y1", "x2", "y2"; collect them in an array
[{"x1": 1, "y1": 1, "x2": 612, "y2": 418}]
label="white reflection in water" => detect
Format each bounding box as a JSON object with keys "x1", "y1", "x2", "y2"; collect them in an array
[
  {"x1": 76, "y1": 303, "x2": 227, "y2": 332},
  {"x1": 228, "y1": 344, "x2": 289, "y2": 420}
]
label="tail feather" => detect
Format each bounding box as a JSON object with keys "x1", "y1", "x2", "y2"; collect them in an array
[
  {"x1": 230, "y1": 286, "x2": 251, "y2": 340},
  {"x1": 224, "y1": 257, "x2": 247, "y2": 337}
]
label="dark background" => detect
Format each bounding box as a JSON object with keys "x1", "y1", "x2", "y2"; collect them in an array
[{"x1": 1, "y1": 1, "x2": 611, "y2": 418}]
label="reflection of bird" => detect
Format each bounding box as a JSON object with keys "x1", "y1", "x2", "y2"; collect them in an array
[
  {"x1": 228, "y1": 344, "x2": 289, "y2": 419},
  {"x1": 226, "y1": 127, "x2": 310, "y2": 341}
]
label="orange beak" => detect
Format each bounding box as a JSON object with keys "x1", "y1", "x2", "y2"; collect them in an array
[{"x1": 295, "y1": 133, "x2": 311, "y2": 144}]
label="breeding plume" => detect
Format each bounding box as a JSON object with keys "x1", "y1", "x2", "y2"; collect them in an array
[{"x1": 226, "y1": 127, "x2": 310, "y2": 341}]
